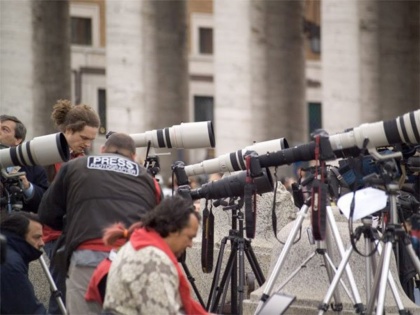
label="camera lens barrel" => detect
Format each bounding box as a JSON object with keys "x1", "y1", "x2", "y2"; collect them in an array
[
  {"x1": 0, "y1": 133, "x2": 70, "y2": 168},
  {"x1": 130, "y1": 121, "x2": 215, "y2": 149},
  {"x1": 190, "y1": 169, "x2": 273, "y2": 200},
  {"x1": 254, "y1": 110, "x2": 420, "y2": 168},
  {"x1": 186, "y1": 110, "x2": 419, "y2": 177},
  {"x1": 185, "y1": 138, "x2": 289, "y2": 176},
  {"x1": 329, "y1": 110, "x2": 420, "y2": 153}
]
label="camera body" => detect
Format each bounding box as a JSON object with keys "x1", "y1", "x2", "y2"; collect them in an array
[{"x1": 0, "y1": 168, "x2": 25, "y2": 212}]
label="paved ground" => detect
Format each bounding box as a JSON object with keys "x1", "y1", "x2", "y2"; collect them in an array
[{"x1": 29, "y1": 252, "x2": 51, "y2": 309}]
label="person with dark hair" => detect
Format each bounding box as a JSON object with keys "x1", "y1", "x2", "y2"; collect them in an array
[
  {"x1": 0, "y1": 115, "x2": 49, "y2": 213},
  {"x1": 102, "y1": 196, "x2": 207, "y2": 315},
  {"x1": 0, "y1": 212, "x2": 46, "y2": 314},
  {"x1": 39, "y1": 132, "x2": 161, "y2": 315},
  {"x1": 43, "y1": 99, "x2": 100, "y2": 314}
]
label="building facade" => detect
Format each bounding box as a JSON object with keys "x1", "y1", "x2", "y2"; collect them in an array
[{"x1": 0, "y1": 0, "x2": 418, "y2": 180}]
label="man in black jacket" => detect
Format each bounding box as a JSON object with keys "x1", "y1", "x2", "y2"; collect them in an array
[
  {"x1": 0, "y1": 115, "x2": 48, "y2": 213},
  {"x1": 39, "y1": 132, "x2": 161, "y2": 315},
  {"x1": 0, "y1": 212, "x2": 46, "y2": 314}
]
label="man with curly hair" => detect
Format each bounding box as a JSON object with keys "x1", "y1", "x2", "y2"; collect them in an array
[{"x1": 102, "y1": 196, "x2": 207, "y2": 315}]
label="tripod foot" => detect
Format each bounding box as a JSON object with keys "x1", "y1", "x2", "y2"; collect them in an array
[
  {"x1": 398, "y1": 311, "x2": 412, "y2": 315},
  {"x1": 318, "y1": 303, "x2": 329, "y2": 312},
  {"x1": 318, "y1": 302, "x2": 343, "y2": 313},
  {"x1": 331, "y1": 302, "x2": 343, "y2": 312},
  {"x1": 353, "y1": 303, "x2": 365, "y2": 314}
]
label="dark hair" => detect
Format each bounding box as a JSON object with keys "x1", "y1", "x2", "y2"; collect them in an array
[
  {"x1": 51, "y1": 99, "x2": 100, "y2": 133},
  {"x1": 0, "y1": 114, "x2": 27, "y2": 142},
  {"x1": 103, "y1": 133, "x2": 136, "y2": 158},
  {"x1": 0, "y1": 212, "x2": 41, "y2": 239},
  {"x1": 143, "y1": 196, "x2": 200, "y2": 237}
]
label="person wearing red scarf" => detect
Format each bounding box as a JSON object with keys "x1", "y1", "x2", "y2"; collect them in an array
[{"x1": 102, "y1": 196, "x2": 208, "y2": 315}]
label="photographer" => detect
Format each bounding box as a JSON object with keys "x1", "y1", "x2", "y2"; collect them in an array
[
  {"x1": 39, "y1": 132, "x2": 161, "y2": 315},
  {"x1": 0, "y1": 212, "x2": 46, "y2": 314},
  {"x1": 102, "y1": 196, "x2": 207, "y2": 315},
  {"x1": 0, "y1": 115, "x2": 48, "y2": 213},
  {"x1": 43, "y1": 99, "x2": 100, "y2": 314}
]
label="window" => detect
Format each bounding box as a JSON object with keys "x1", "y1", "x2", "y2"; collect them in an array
[
  {"x1": 199, "y1": 27, "x2": 213, "y2": 54},
  {"x1": 98, "y1": 89, "x2": 107, "y2": 135},
  {"x1": 194, "y1": 96, "x2": 214, "y2": 123},
  {"x1": 303, "y1": 0, "x2": 321, "y2": 55},
  {"x1": 191, "y1": 13, "x2": 214, "y2": 56},
  {"x1": 70, "y1": 3, "x2": 100, "y2": 47},
  {"x1": 71, "y1": 17, "x2": 92, "y2": 46}
]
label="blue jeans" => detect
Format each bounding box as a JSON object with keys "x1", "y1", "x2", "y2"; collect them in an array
[{"x1": 44, "y1": 240, "x2": 67, "y2": 315}]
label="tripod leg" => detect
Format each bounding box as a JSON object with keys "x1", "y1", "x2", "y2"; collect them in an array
[
  {"x1": 237, "y1": 239, "x2": 246, "y2": 315},
  {"x1": 39, "y1": 254, "x2": 67, "y2": 315},
  {"x1": 369, "y1": 241, "x2": 410, "y2": 314},
  {"x1": 365, "y1": 237, "x2": 374, "y2": 302},
  {"x1": 327, "y1": 206, "x2": 364, "y2": 310},
  {"x1": 367, "y1": 243, "x2": 385, "y2": 314},
  {"x1": 404, "y1": 237, "x2": 420, "y2": 275},
  {"x1": 319, "y1": 246, "x2": 353, "y2": 314},
  {"x1": 244, "y1": 240, "x2": 265, "y2": 285},
  {"x1": 254, "y1": 203, "x2": 310, "y2": 315},
  {"x1": 207, "y1": 236, "x2": 229, "y2": 310},
  {"x1": 321, "y1": 250, "x2": 343, "y2": 311},
  {"x1": 376, "y1": 241, "x2": 394, "y2": 315},
  {"x1": 324, "y1": 252, "x2": 354, "y2": 305},
  {"x1": 324, "y1": 228, "x2": 343, "y2": 310},
  {"x1": 209, "y1": 243, "x2": 237, "y2": 314},
  {"x1": 376, "y1": 242, "x2": 408, "y2": 313},
  {"x1": 275, "y1": 252, "x2": 316, "y2": 291}
]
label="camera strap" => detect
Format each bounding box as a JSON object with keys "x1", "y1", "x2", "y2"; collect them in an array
[
  {"x1": 201, "y1": 200, "x2": 214, "y2": 273},
  {"x1": 311, "y1": 135, "x2": 328, "y2": 241},
  {"x1": 245, "y1": 155, "x2": 257, "y2": 239}
]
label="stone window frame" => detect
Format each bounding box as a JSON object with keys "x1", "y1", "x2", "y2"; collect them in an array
[
  {"x1": 70, "y1": 2, "x2": 100, "y2": 48},
  {"x1": 191, "y1": 13, "x2": 214, "y2": 58}
]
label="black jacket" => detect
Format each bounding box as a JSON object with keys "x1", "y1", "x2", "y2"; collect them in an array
[
  {"x1": 39, "y1": 154, "x2": 160, "y2": 264},
  {"x1": 21, "y1": 165, "x2": 49, "y2": 213},
  {"x1": 0, "y1": 231, "x2": 46, "y2": 314}
]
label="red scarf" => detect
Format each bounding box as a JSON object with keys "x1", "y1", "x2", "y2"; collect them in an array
[
  {"x1": 85, "y1": 258, "x2": 111, "y2": 304},
  {"x1": 130, "y1": 228, "x2": 208, "y2": 315}
]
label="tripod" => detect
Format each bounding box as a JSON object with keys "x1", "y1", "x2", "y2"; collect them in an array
[
  {"x1": 318, "y1": 216, "x2": 408, "y2": 314},
  {"x1": 319, "y1": 162, "x2": 420, "y2": 314},
  {"x1": 254, "y1": 200, "x2": 365, "y2": 314},
  {"x1": 367, "y1": 180, "x2": 420, "y2": 314},
  {"x1": 207, "y1": 197, "x2": 265, "y2": 315},
  {"x1": 38, "y1": 252, "x2": 67, "y2": 315}
]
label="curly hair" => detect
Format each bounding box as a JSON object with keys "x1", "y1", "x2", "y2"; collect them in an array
[
  {"x1": 143, "y1": 196, "x2": 200, "y2": 237},
  {"x1": 51, "y1": 99, "x2": 100, "y2": 133}
]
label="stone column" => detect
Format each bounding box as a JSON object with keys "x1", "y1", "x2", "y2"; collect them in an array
[
  {"x1": 376, "y1": 0, "x2": 420, "y2": 119},
  {"x1": 214, "y1": 0, "x2": 306, "y2": 156},
  {"x1": 106, "y1": 0, "x2": 189, "y2": 178},
  {"x1": 322, "y1": 0, "x2": 420, "y2": 134},
  {"x1": 106, "y1": 0, "x2": 188, "y2": 133},
  {"x1": 0, "y1": 0, "x2": 70, "y2": 137}
]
